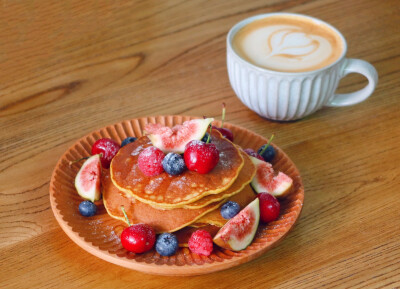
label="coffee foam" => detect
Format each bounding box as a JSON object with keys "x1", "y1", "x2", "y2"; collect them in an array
[{"x1": 232, "y1": 15, "x2": 344, "y2": 72}]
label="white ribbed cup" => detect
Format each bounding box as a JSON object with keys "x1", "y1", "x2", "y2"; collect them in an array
[{"x1": 227, "y1": 13, "x2": 378, "y2": 121}]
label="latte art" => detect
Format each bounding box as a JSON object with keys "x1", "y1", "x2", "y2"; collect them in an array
[
  {"x1": 267, "y1": 29, "x2": 319, "y2": 58},
  {"x1": 233, "y1": 15, "x2": 344, "y2": 72}
]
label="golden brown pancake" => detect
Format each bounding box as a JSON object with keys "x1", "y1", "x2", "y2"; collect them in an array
[
  {"x1": 110, "y1": 130, "x2": 244, "y2": 209},
  {"x1": 102, "y1": 170, "x2": 224, "y2": 233},
  {"x1": 193, "y1": 184, "x2": 257, "y2": 227},
  {"x1": 182, "y1": 150, "x2": 256, "y2": 209}
]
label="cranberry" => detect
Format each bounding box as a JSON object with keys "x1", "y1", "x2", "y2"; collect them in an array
[
  {"x1": 184, "y1": 140, "x2": 219, "y2": 174},
  {"x1": 257, "y1": 193, "x2": 280, "y2": 223},
  {"x1": 91, "y1": 138, "x2": 120, "y2": 168},
  {"x1": 120, "y1": 223, "x2": 156, "y2": 253}
]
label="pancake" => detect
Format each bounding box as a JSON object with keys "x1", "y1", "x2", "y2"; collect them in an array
[
  {"x1": 182, "y1": 150, "x2": 256, "y2": 209},
  {"x1": 102, "y1": 170, "x2": 224, "y2": 233},
  {"x1": 110, "y1": 130, "x2": 244, "y2": 209},
  {"x1": 193, "y1": 184, "x2": 257, "y2": 227}
]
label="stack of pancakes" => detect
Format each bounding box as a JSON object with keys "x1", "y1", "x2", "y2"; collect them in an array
[{"x1": 103, "y1": 130, "x2": 257, "y2": 240}]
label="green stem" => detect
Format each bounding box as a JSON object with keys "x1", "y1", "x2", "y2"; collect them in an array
[
  {"x1": 206, "y1": 125, "x2": 212, "y2": 144},
  {"x1": 259, "y1": 134, "x2": 275, "y2": 155},
  {"x1": 221, "y1": 103, "x2": 226, "y2": 128},
  {"x1": 68, "y1": 156, "x2": 89, "y2": 166},
  {"x1": 121, "y1": 206, "x2": 131, "y2": 226}
]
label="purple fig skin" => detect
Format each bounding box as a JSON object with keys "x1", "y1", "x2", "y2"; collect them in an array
[
  {"x1": 212, "y1": 126, "x2": 234, "y2": 142},
  {"x1": 243, "y1": 148, "x2": 264, "y2": 161}
]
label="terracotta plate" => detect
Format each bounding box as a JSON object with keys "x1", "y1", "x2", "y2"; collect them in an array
[{"x1": 49, "y1": 115, "x2": 304, "y2": 276}]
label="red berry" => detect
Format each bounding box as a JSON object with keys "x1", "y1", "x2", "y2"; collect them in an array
[
  {"x1": 138, "y1": 146, "x2": 165, "y2": 176},
  {"x1": 257, "y1": 193, "x2": 280, "y2": 223},
  {"x1": 243, "y1": 148, "x2": 264, "y2": 161},
  {"x1": 91, "y1": 138, "x2": 120, "y2": 169},
  {"x1": 188, "y1": 229, "x2": 213, "y2": 256},
  {"x1": 212, "y1": 126, "x2": 234, "y2": 142},
  {"x1": 120, "y1": 223, "x2": 156, "y2": 253},
  {"x1": 184, "y1": 140, "x2": 219, "y2": 174}
]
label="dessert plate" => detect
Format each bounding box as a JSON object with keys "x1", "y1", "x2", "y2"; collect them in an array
[{"x1": 49, "y1": 115, "x2": 304, "y2": 276}]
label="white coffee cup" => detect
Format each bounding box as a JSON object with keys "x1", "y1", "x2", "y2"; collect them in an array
[{"x1": 227, "y1": 13, "x2": 378, "y2": 121}]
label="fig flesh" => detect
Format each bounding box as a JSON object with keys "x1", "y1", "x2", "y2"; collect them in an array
[
  {"x1": 213, "y1": 198, "x2": 260, "y2": 251},
  {"x1": 144, "y1": 118, "x2": 213, "y2": 154},
  {"x1": 250, "y1": 156, "x2": 293, "y2": 198},
  {"x1": 74, "y1": 154, "x2": 102, "y2": 202}
]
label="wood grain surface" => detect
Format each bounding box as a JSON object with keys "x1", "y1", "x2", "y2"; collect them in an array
[{"x1": 0, "y1": 0, "x2": 399, "y2": 288}]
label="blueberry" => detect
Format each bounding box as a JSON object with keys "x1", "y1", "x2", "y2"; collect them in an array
[
  {"x1": 79, "y1": 201, "x2": 97, "y2": 217},
  {"x1": 220, "y1": 201, "x2": 240, "y2": 219},
  {"x1": 121, "y1": 137, "x2": 137, "y2": 147},
  {"x1": 258, "y1": 144, "x2": 276, "y2": 162},
  {"x1": 155, "y1": 233, "x2": 179, "y2": 256},
  {"x1": 162, "y1": 153, "x2": 186, "y2": 175},
  {"x1": 201, "y1": 132, "x2": 211, "y2": 143}
]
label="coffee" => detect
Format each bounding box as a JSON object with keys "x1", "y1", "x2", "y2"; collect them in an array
[{"x1": 232, "y1": 15, "x2": 344, "y2": 72}]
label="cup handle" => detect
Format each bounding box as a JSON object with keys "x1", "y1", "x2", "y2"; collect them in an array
[{"x1": 326, "y1": 58, "x2": 378, "y2": 107}]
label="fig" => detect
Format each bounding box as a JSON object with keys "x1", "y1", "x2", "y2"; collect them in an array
[
  {"x1": 250, "y1": 156, "x2": 293, "y2": 198},
  {"x1": 144, "y1": 118, "x2": 213, "y2": 154},
  {"x1": 213, "y1": 198, "x2": 260, "y2": 251},
  {"x1": 74, "y1": 154, "x2": 102, "y2": 202}
]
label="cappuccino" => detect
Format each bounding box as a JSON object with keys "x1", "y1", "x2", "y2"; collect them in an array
[{"x1": 232, "y1": 15, "x2": 344, "y2": 72}]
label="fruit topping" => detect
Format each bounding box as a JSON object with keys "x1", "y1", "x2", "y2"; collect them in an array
[
  {"x1": 121, "y1": 224, "x2": 156, "y2": 253},
  {"x1": 155, "y1": 233, "x2": 179, "y2": 256},
  {"x1": 121, "y1": 137, "x2": 137, "y2": 147},
  {"x1": 213, "y1": 198, "x2": 260, "y2": 251},
  {"x1": 162, "y1": 152, "x2": 186, "y2": 175},
  {"x1": 74, "y1": 154, "x2": 102, "y2": 202},
  {"x1": 188, "y1": 229, "x2": 214, "y2": 256},
  {"x1": 138, "y1": 146, "x2": 165, "y2": 176},
  {"x1": 91, "y1": 138, "x2": 120, "y2": 168},
  {"x1": 220, "y1": 201, "x2": 240, "y2": 219},
  {"x1": 184, "y1": 140, "x2": 220, "y2": 174},
  {"x1": 78, "y1": 200, "x2": 97, "y2": 217},
  {"x1": 120, "y1": 207, "x2": 156, "y2": 253},
  {"x1": 257, "y1": 193, "x2": 280, "y2": 223},
  {"x1": 243, "y1": 148, "x2": 264, "y2": 160},
  {"x1": 250, "y1": 156, "x2": 293, "y2": 198},
  {"x1": 258, "y1": 135, "x2": 275, "y2": 162},
  {"x1": 201, "y1": 132, "x2": 210, "y2": 143},
  {"x1": 144, "y1": 118, "x2": 213, "y2": 154},
  {"x1": 213, "y1": 103, "x2": 234, "y2": 142},
  {"x1": 213, "y1": 126, "x2": 234, "y2": 142}
]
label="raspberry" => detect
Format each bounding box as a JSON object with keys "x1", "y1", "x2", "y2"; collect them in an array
[
  {"x1": 188, "y1": 230, "x2": 213, "y2": 256},
  {"x1": 138, "y1": 146, "x2": 165, "y2": 176}
]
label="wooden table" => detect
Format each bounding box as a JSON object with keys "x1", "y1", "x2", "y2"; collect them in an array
[{"x1": 1, "y1": 0, "x2": 399, "y2": 288}]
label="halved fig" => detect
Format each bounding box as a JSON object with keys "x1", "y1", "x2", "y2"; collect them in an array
[
  {"x1": 250, "y1": 156, "x2": 293, "y2": 198},
  {"x1": 74, "y1": 154, "x2": 102, "y2": 202},
  {"x1": 213, "y1": 198, "x2": 260, "y2": 251},
  {"x1": 144, "y1": 118, "x2": 213, "y2": 154}
]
